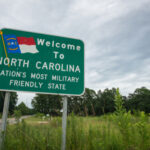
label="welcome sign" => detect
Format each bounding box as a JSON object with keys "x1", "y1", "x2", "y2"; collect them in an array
[{"x1": 0, "y1": 29, "x2": 84, "y2": 95}]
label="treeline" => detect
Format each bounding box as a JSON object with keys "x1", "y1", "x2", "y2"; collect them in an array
[
  {"x1": 0, "y1": 87, "x2": 150, "y2": 116},
  {"x1": 32, "y1": 87, "x2": 150, "y2": 116},
  {"x1": 0, "y1": 92, "x2": 34, "y2": 116},
  {"x1": 0, "y1": 92, "x2": 18, "y2": 115}
]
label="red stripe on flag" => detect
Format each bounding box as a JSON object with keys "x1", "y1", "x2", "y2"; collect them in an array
[{"x1": 17, "y1": 37, "x2": 36, "y2": 45}]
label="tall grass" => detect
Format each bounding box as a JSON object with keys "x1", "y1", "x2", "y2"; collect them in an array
[{"x1": 4, "y1": 113, "x2": 150, "y2": 150}]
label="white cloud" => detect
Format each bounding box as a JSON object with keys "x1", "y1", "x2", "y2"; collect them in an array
[
  {"x1": 17, "y1": 92, "x2": 35, "y2": 108},
  {"x1": 0, "y1": 0, "x2": 150, "y2": 106}
]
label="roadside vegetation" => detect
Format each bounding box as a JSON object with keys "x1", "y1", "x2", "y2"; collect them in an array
[
  {"x1": 4, "y1": 112, "x2": 150, "y2": 150},
  {"x1": 4, "y1": 88, "x2": 150, "y2": 150},
  {"x1": 1, "y1": 87, "x2": 150, "y2": 117}
]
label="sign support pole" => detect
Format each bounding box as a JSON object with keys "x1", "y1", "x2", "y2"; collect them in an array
[
  {"x1": 0, "y1": 92, "x2": 10, "y2": 150},
  {"x1": 61, "y1": 96, "x2": 68, "y2": 150}
]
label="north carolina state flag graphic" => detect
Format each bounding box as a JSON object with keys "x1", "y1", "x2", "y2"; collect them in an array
[
  {"x1": 4, "y1": 35, "x2": 39, "y2": 54},
  {"x1": 17, "y1": 37, "x2": 39, "y2": 53}
]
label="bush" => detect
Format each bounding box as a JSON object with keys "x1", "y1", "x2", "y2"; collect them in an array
[
  {"x1": 14, "y1": 110, "x2": 22, "y2": 123},
  {"x1": 35, "y1": 113, "x2": 45, "y2": 118}
]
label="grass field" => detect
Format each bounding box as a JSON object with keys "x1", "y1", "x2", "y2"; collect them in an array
[{"x1": 4, "y1": 112, "x2": 150, "y2": 150}]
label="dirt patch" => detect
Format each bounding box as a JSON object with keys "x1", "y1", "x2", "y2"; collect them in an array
[{"x1": 38, "y1": 121, "x2": 49, "y2": 124}]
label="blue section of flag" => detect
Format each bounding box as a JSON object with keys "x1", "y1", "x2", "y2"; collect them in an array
[{"x1": 3, "y1": 34, "x2": 21, "y2": 53}]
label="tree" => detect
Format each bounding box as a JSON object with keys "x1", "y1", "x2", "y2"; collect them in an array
[
  {"x1": 127, "y1": 87, "x2": 150, "y2": 113},
  {"x1": 0, "y1": 91, "x2": 18, "y2": 114},
  {"x1": 98, "y1": 88, "x2": 117, "y2": 114},
  {"x1": 14, "y1": 110, "x2": 22, "y2": 123},
  {"x1": 114, "y1": 88, "x2": 126, "y2": 114},
  {"x1": 17, "y1": 102, "x2": 31, "y2": 115},
  {"x1": 82, "y1": 88, "x2": 97, "y2": 116},
  {"x1": 67, "y1": 96, "x2": 84, "y2": 115},
  {"x1": 67, "y1": 88, "x2": 97, "y2": 116},
  {"x1": 32, "y1": 94, "x2": 62, "y2": 115}
]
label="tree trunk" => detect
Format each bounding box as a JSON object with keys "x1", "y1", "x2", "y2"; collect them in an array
[
  {"x1": 91, "y1": 104, "x2": 96, "y2": 116},
  {"x1": 84, "y1": 106, "x2": 88, "y2": 116}
]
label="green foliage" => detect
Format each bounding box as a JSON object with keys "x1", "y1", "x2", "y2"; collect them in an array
[
  {"x1": 114, "y1": 88, "x2": 126, "y2": 115},
  {"x1": 68, "y1": 88, "x2": 97, "y2": 116},
  {"x1": 0, "y1": 91, "x2": 18, "y2": 114},
  {"x1": 68, "y1": 87, "x2": 117, "y2": 116},
  {"x1": 14, "y1": 110, "x2": 22, "y2": 123},
  {"x1": 32, "y1": 94, "x2": 61, "y2": 115},
  {"x1": 16, "y1": 102, "x2": 34, "y2": 115},
  {"x1": 0, "y1": 86, "x2": 150, "y2": 118},
  {"x1": 97, "y1": 88, "x2": 117, "y2": 115},
  {"x1": 4, "y1": 114, "x2": 150, "y2": 150},
  {"x1": 35, "y1": 113, "x2": 45, "y2": 118},
  {"x1": 127, "y1": 87, "x2": 150, "y2": 113},
  {"x1": 30, "y1": 87, "x2": 150, "y2": 116}
]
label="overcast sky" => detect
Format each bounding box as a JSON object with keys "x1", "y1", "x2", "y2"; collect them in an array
[{"x1": 0, "y1": 0, "x2": 150, "y2": 107}]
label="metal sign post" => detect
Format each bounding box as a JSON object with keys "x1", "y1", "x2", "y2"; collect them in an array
[
  {"x1": 61, "y1": 96, "x2": 68, "y2": 150},
  {"x1": 0, "y1": 92, "x2": 10, "y2": 150}
]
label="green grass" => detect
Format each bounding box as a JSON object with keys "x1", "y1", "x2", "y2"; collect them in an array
[{"x1": 4, "y1": 112, "x2": 150, "y2": 150}]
